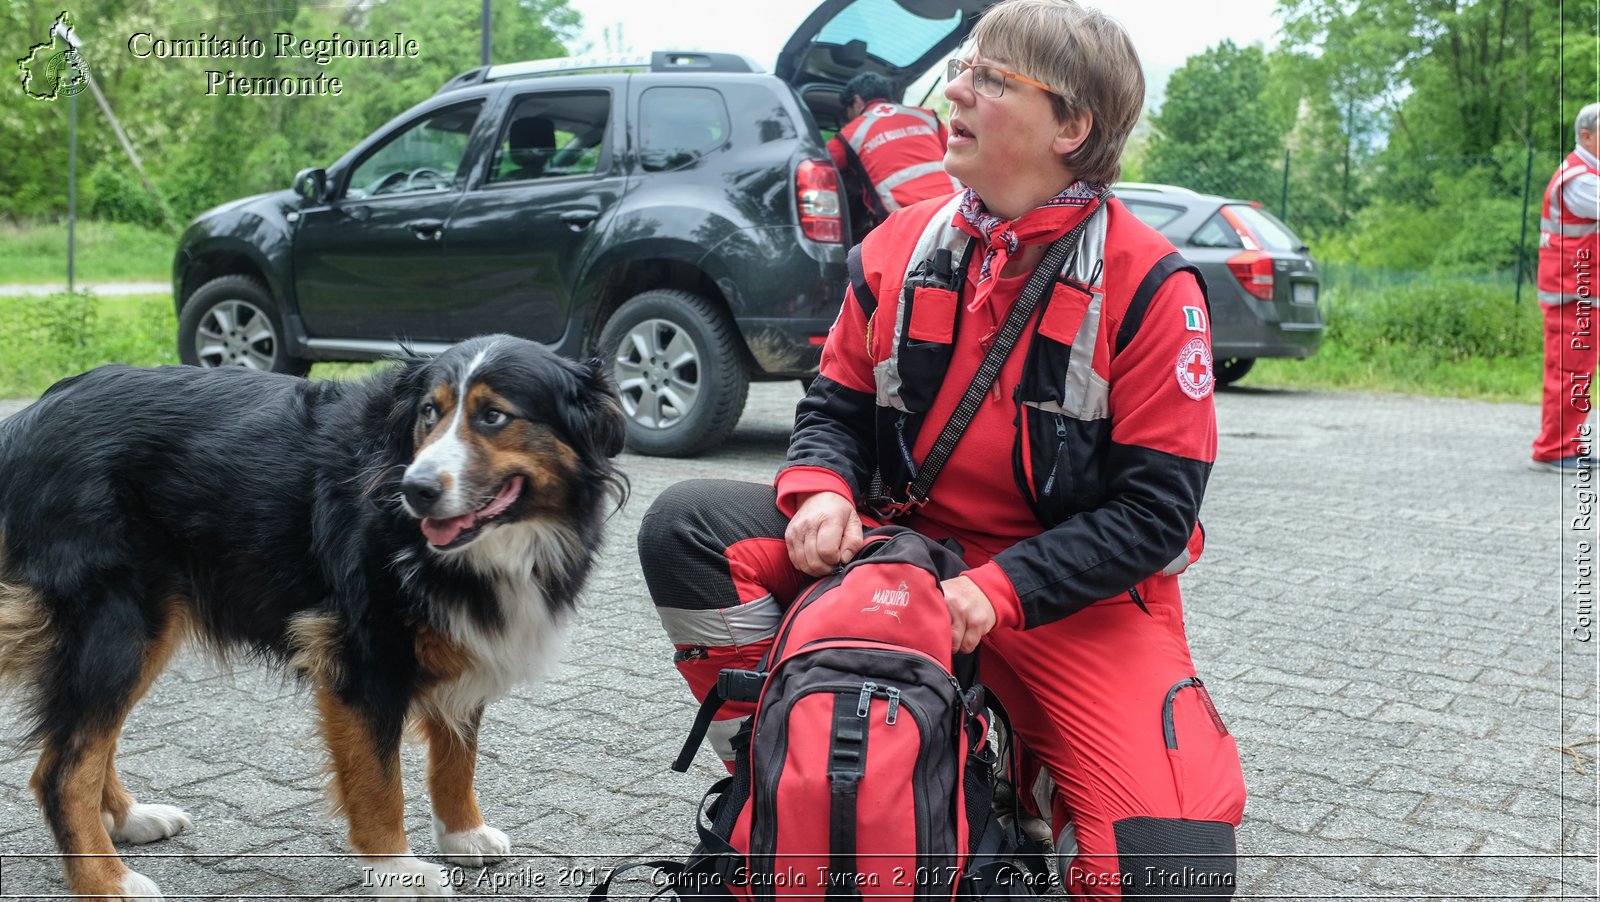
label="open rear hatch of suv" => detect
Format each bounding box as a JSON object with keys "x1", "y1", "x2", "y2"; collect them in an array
[{"x1": 777, "y1": 0, "x2": 996, "y2": 131}]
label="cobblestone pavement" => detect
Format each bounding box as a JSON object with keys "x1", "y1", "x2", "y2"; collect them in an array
[{"x1": 0, "y1": 382, "x2": 1595, "y2": 900}]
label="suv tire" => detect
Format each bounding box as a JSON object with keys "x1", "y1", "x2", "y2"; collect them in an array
[
  {"x1": 598, "y1": 289, "x2": 749, "y2": 458},
  {"x1": 1214, "y1": 356, "x2": 1255, "y2": 386},
  {"x1": 178, "y1": 276, "x2": 310, "y2": 376}
]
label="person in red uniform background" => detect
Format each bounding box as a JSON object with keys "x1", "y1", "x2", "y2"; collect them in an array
[
  {"x1": 829, "y1": 71, "x2": 960, "y2": 240},
  {"x1": 1532, "y1": 102, "x2": 1600, "y2": 472},
  {"x1": 639, "y1": 1, "x2": 1246, "y2": 897}
]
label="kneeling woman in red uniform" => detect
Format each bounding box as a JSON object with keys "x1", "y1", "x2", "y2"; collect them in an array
[{"x1": 638, "y1": 1, "x2": 1247, "y2": 897}]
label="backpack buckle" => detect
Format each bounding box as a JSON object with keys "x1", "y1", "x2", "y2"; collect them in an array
[{"x1": 872, "y1": 490, "x2": 925, "y2": 520}]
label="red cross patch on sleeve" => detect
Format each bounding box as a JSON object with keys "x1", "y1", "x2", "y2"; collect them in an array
[{"x1": 1176, "y1": 337, "x2": 1214, "y2": 400}]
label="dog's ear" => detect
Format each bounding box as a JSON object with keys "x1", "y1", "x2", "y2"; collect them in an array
[
  {"x1": 564, "y1": 358, "x2": 627, "y2": 460},
  {"x1": 383, "y1": 356, "x2": 433, "y2": 454}
]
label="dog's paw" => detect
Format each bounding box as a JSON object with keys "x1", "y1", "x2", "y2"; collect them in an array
[
  {"x1": 364, "y1": 856, "x2": 453, "y2": 897},
  {"x1": 117, "y1": 870, "x2": 164, "y2": 899},
  {"x1": 433, "y1": 820, "x2": 511, "y2": 866},
  {"x1": 104, "y1": 804, "x2": 192, "y2": 844}
]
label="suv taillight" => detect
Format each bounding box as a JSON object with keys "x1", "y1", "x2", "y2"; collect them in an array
[
  {"x1": 1226, "y1": 250, "x2": 1275, "y2": 300},
  {"x1": 796, "y1": 160, "x2": 843, "y2": 244}
]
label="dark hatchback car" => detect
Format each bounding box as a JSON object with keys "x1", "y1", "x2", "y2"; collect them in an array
[
  {"x1": 171, "y1": 0, "x2": 995, "y2": 456},
  {"x1": 1115, "y1": 182, "x2": 1323, "y2": 385}
]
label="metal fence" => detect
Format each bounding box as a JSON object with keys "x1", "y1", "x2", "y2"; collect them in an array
[{"x1": 1137, "y1": 145, "x2": 1567, "y2": 303}]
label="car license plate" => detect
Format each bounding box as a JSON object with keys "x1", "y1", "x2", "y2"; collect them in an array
[{"x1": 1292, "y1": 282, "x2": 1318, "y2": 305}]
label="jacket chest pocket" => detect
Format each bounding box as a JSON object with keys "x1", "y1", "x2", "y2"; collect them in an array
[
  {"x1": 894, "y1": 284, "x2": 958, "y2": 413},
  {"x1": 1017, "y1": 282, "x2": 1110, "y2": 518}
]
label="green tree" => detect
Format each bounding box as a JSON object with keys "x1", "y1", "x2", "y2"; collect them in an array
[
  {"x1": 1144, "y1": 41, "x2": 1289, "y2": 206},
  {"x1": 1275, "y1": 0, "x2": 1593, "y2": 272},
  {"x1": 3, "y1": 0, "x2": 581, "y2": 223}
]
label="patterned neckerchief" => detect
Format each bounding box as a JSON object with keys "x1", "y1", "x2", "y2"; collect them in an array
[{"x1": 954, "y1": 181, "x2": 1105, "y2": 287}]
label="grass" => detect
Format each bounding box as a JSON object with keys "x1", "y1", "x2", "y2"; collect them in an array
[
  {"x1": 0, "y1": 220, "x2": 175, "y2": 284},
  {"x1": 0, "y1": 293, "x2": 375, "y2": 398},
  {"x1": 0, "y1": 256, "x2": 1552, "y2": 407},
  {"x1": 1248, "y1": 345, "x2": 1542, "y2": 403}
]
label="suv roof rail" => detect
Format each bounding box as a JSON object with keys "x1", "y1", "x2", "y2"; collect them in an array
[
  {"x1": 1113, "y1": 181, "x2": 1202, "y2": 196},
  {"x1": 437, "y1": 51, "x2": 761, "y2": 93}
]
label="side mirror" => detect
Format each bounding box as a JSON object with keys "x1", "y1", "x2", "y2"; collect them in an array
[{"x1": 293, "y1": 167, "x2": 327, "y2": 203}]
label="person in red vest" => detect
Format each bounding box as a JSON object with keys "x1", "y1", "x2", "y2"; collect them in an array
[
  {"x1": 829, "y1": 71, "x2": 960, "y2": 240},
  {"x1": 1533, "y1": 102, "x2": 1600, "y2": 472},
  {"x1": 639, "y1": 1, "x2": 1245, "y2": 897}
]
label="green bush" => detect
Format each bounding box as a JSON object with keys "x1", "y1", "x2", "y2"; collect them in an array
[
  {"x1": 0, "y1": 292, "x2": 178, "y2": 396},
  {"x1": 1327, "y1": 279, "x2": 1541, "y2": 361},
  {"x1": 86, "y1": 163, "x2": 169, "y2": 231}
]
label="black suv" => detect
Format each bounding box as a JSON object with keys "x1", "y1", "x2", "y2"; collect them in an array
[{"x1": 172, "y1": 0, "x2": 994, "y2": 456}]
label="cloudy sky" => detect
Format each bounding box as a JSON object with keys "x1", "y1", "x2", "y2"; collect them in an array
[{"x1": 563, "y1": 0, "x2": 1284, "y2": 107}]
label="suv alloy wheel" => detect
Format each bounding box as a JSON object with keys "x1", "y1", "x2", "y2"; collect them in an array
[
  {"x1": 177, "y1": 275, "x2": 310, "y2": 376},
  {"x1": 597, "y1": 289, "x2": 750, "y2": 457}
]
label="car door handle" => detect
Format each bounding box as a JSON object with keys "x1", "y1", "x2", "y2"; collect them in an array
[
  {"x1": 560, "y1": 210, "x2": 598, "y2": 231},
  {"x1": 404, "y1": 219, "x2": 445, "y2": 240}
]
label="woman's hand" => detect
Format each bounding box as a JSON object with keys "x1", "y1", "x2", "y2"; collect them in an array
[
  {"x1": 785, "y1": 491, "x2": 864, "y2": 576},
  {"x1": 942, "y1": 574, "x2": 997, "y2": 653}
]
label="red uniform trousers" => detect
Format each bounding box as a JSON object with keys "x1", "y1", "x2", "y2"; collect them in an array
[
  {"x1": 639, "y1": 478, "x2": 1245, "y2": 900},
  {"x1": 1534, "y1": 299, "x2": 1599, "y2": 462}
]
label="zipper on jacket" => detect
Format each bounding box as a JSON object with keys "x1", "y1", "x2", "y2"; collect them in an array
[
  {"x1": 1040, "y1": 415, "x2": 1069, "y2": 498},
  {"x1": 885, "y1": 686, "x2": 901, "y2": 725}
]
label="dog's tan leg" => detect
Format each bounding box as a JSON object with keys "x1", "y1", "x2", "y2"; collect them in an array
[
  {"x1": 316, "y1": 685, "x2": 452, "y2": 896},
  {"x1": 100, "y1": 737, "x2": 191, "y2": 847},
  {"x1": 102, "y1": 612, "x2": 192, "y2": 847},
  {"x1": 34, "y1": 603, "x2": 188, "y2": 900},
  {"x1": 423, "y1": 708, "x2": 509, "y2": 865},
  {"x1": 32, "y1": 733, "x2": 160, "y2": 899}
]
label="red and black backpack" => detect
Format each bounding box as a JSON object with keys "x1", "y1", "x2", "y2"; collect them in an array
[{"x1": 596, "y1": 527, "x2": 1050, "y2": 901}]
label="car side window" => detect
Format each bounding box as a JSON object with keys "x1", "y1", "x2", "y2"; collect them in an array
[
  {"x1": 489, "y1": 91, "x2": 612, "y2": 184},
  {"x1": 1190, "y1": 211, "x2": 1246, "y2": 249},
  {"x1": 1121, "y1": 200, "x2": 1185, "y2": 231},
  {"x1": 346, "y1": 101, "x2": 484, "y2": 200},
  {"x1": 639, "y1": 87, "x2": 730, "y2": 173}
]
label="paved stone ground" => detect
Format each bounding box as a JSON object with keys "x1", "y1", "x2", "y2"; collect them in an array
[{"x1": 0, "y1": 382, "x2": 1595, "y2": 900}]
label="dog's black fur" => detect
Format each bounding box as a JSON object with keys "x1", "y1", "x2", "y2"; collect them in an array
[{"x1": 0, "y1": 335, "x2": 625, "y2": 898}]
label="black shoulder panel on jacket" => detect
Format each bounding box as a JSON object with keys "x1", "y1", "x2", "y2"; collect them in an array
[
  {"x1": 847, "y1": 243, "x2": 878, "y2": 321},
  {"x1": 1114, "y1": 252, "x2": 1209, "y2": 355}
]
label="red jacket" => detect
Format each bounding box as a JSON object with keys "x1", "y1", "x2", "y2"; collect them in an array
[
  {"x1": 777, "y1": 192, "x2": 1216, "y2": 629},
  {"x1": 1539, "y1": 150, "x2": 1599, "y2": 305},
  {"x1": 827, "y1": 100, "x2": 957, "y2": 224}
]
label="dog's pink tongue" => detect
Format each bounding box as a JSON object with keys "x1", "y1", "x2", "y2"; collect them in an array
[
  {"x1": 479, "y1": 475, "x2": 524, "y2": 520},
  {"x1": 419, "y1": 477, "x2": 524, "y2": 547},
  {"x1": 421, "y1": 515, "x2": 471, "y2": 547}
]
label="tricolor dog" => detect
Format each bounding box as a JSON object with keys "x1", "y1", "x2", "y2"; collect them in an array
[{"x1": 0, "y1": 335, "x2": 626, "y2": 898}]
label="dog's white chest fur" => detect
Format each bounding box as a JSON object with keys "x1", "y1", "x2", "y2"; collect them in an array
[{"x1": 419, "y1": 521, "x2": 578, "y2": 728}]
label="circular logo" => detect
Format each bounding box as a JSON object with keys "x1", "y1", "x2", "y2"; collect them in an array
[
  {"x1": 1175, "y1": 337, "x2": 1214, "y2": 400},
  {"x1": 45, "y1": 50, "x2": 89, "y2": 98}
]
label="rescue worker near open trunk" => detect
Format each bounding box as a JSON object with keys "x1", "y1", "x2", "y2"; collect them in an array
[
  {"x1": 638, "y1": 1, "x2": 1246, "y2": 897},
  {"x1": 829, "y1": 71, "x2": 960, "y2": 240},
  {"x1": 1532, "y1": 102, "x2": 1600, "y2": 473}
]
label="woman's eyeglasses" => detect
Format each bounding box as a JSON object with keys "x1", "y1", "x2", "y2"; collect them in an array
[{"x1": 946, "y1": 58, "x2": 1058, "y2": 98}]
